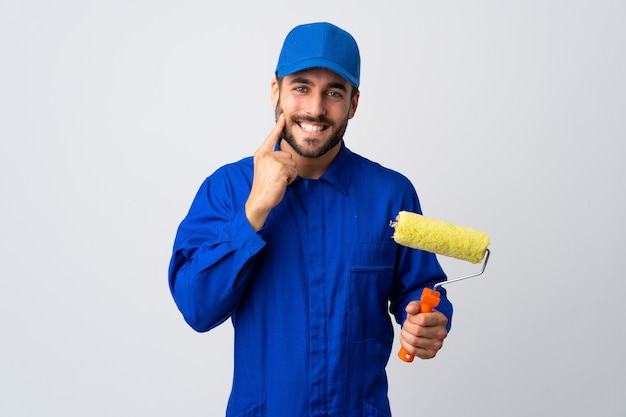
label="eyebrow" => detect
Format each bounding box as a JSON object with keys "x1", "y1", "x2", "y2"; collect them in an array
[{"x1": 288, "y1": 76, "x2": 348, "y2": 92}]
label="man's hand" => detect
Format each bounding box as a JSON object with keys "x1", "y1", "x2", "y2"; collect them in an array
[
  {"x1": 399, "y1": 301, "x2": 449, "y2": 359},
  {"x1": 245, "y1": 115, "x2": 298, "y2": 231}
]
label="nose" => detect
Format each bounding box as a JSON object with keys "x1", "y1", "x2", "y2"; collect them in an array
[{"x1": 305, "y1": 92, "x2": 326, "y2": 117}]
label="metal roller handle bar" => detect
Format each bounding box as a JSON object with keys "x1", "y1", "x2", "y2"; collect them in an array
[{"x1": 430, "y1": 248, "x2": 491, "y2": 294}]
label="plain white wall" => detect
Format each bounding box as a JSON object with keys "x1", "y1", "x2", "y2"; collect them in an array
[{"x1": 1, "y1": 1, "x2": 624, "y2": 416}]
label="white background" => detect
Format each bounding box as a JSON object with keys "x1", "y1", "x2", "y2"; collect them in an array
[{"x1": 1, "y1": 1, "x2": 624, "y2": 416}]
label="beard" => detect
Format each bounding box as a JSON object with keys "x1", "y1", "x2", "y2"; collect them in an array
[{"x1": 275, "y1": 102, "x2": 349, "y2": 159}]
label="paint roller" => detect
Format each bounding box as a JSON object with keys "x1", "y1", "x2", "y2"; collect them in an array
[{"x1": 390, "y1": 210, "x2": 491, "y2": 362}]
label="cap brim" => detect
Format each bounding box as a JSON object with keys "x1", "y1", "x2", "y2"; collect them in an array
[{"x1": 276, "y1": 57, "x2": 360, "y2": 88}]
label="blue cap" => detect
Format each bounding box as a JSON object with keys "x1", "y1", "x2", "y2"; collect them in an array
[{"x1": 275, "y1": 22, "x2": 360, "y2": 87}]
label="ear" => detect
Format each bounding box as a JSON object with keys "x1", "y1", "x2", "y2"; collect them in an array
[
  {"x1": 348, "y1": 90, "x2": 360, "y2": 119},
  {"x1": 271, "y1": 78, "x2": 280, "y2": 108}
]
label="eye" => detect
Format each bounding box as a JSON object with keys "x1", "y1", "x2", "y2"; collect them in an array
[
  {"x1": 294, "y1": 86, "x2": 308, "y2": 93},
  {"x1": 326, "y1": 90, "x2": 343, "y2": 98}
]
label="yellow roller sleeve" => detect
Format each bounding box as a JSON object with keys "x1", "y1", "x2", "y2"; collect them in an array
[{"x1": 391, "y1": 211, "x2": 490, "y2": 264}]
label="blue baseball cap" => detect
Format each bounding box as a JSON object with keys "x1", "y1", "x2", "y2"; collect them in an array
[{"x1": 275, "y1": 22, "x2": 361, "y2": 88}]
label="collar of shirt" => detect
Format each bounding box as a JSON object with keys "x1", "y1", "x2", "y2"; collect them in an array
[{"x1": 288, "y1": 140, "x2": 352, "y2": 195}]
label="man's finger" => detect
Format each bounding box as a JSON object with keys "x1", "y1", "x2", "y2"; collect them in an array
[
  {"x1": 259, "y1": 113, "x2": 285, "y2": 151},
  {"x1": 405, "y1": 301, "x2": 421, "y2": 317}
]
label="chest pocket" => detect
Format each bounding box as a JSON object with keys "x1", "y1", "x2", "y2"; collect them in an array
[{"x1": 349, "y1": 241, "x2": 396, "y2": 343}]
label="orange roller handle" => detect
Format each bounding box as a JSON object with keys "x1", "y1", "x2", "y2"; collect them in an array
[{"x1": 397, "y1": 288, "x2": 441, "y2": 362}]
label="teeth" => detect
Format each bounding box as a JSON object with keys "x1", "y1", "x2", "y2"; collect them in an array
[{"x1": 299, "y1": 122, "x2": 325, "y2": 133}]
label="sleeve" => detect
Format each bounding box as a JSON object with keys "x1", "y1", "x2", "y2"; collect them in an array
[
  {"x1": 168, "y1": 168, "x2": 265, "y2": 332},
  {"x1": 388, "y1": 181, "x2": 454, "y2": 333},
  {"x1": 389, "y1": 246, "x2": 454, "y2": 333}
]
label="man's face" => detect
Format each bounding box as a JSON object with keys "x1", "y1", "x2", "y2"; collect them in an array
[{"x1": 273, "y1": 68, "x2": 359, "y2": 159}]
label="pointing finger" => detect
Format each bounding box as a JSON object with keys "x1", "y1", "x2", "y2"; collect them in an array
[{"x1": 259, "y1": 113, "x2": 285, "y2": 152}]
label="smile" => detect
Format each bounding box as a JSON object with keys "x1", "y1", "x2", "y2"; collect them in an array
[{"x1": 297, "y1": 121, "x2": 328, "y2": 133}]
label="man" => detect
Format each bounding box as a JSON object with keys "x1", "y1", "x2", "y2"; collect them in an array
[{"x1": 169, "y1": 22, "x2": 452, "y2": 417}]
